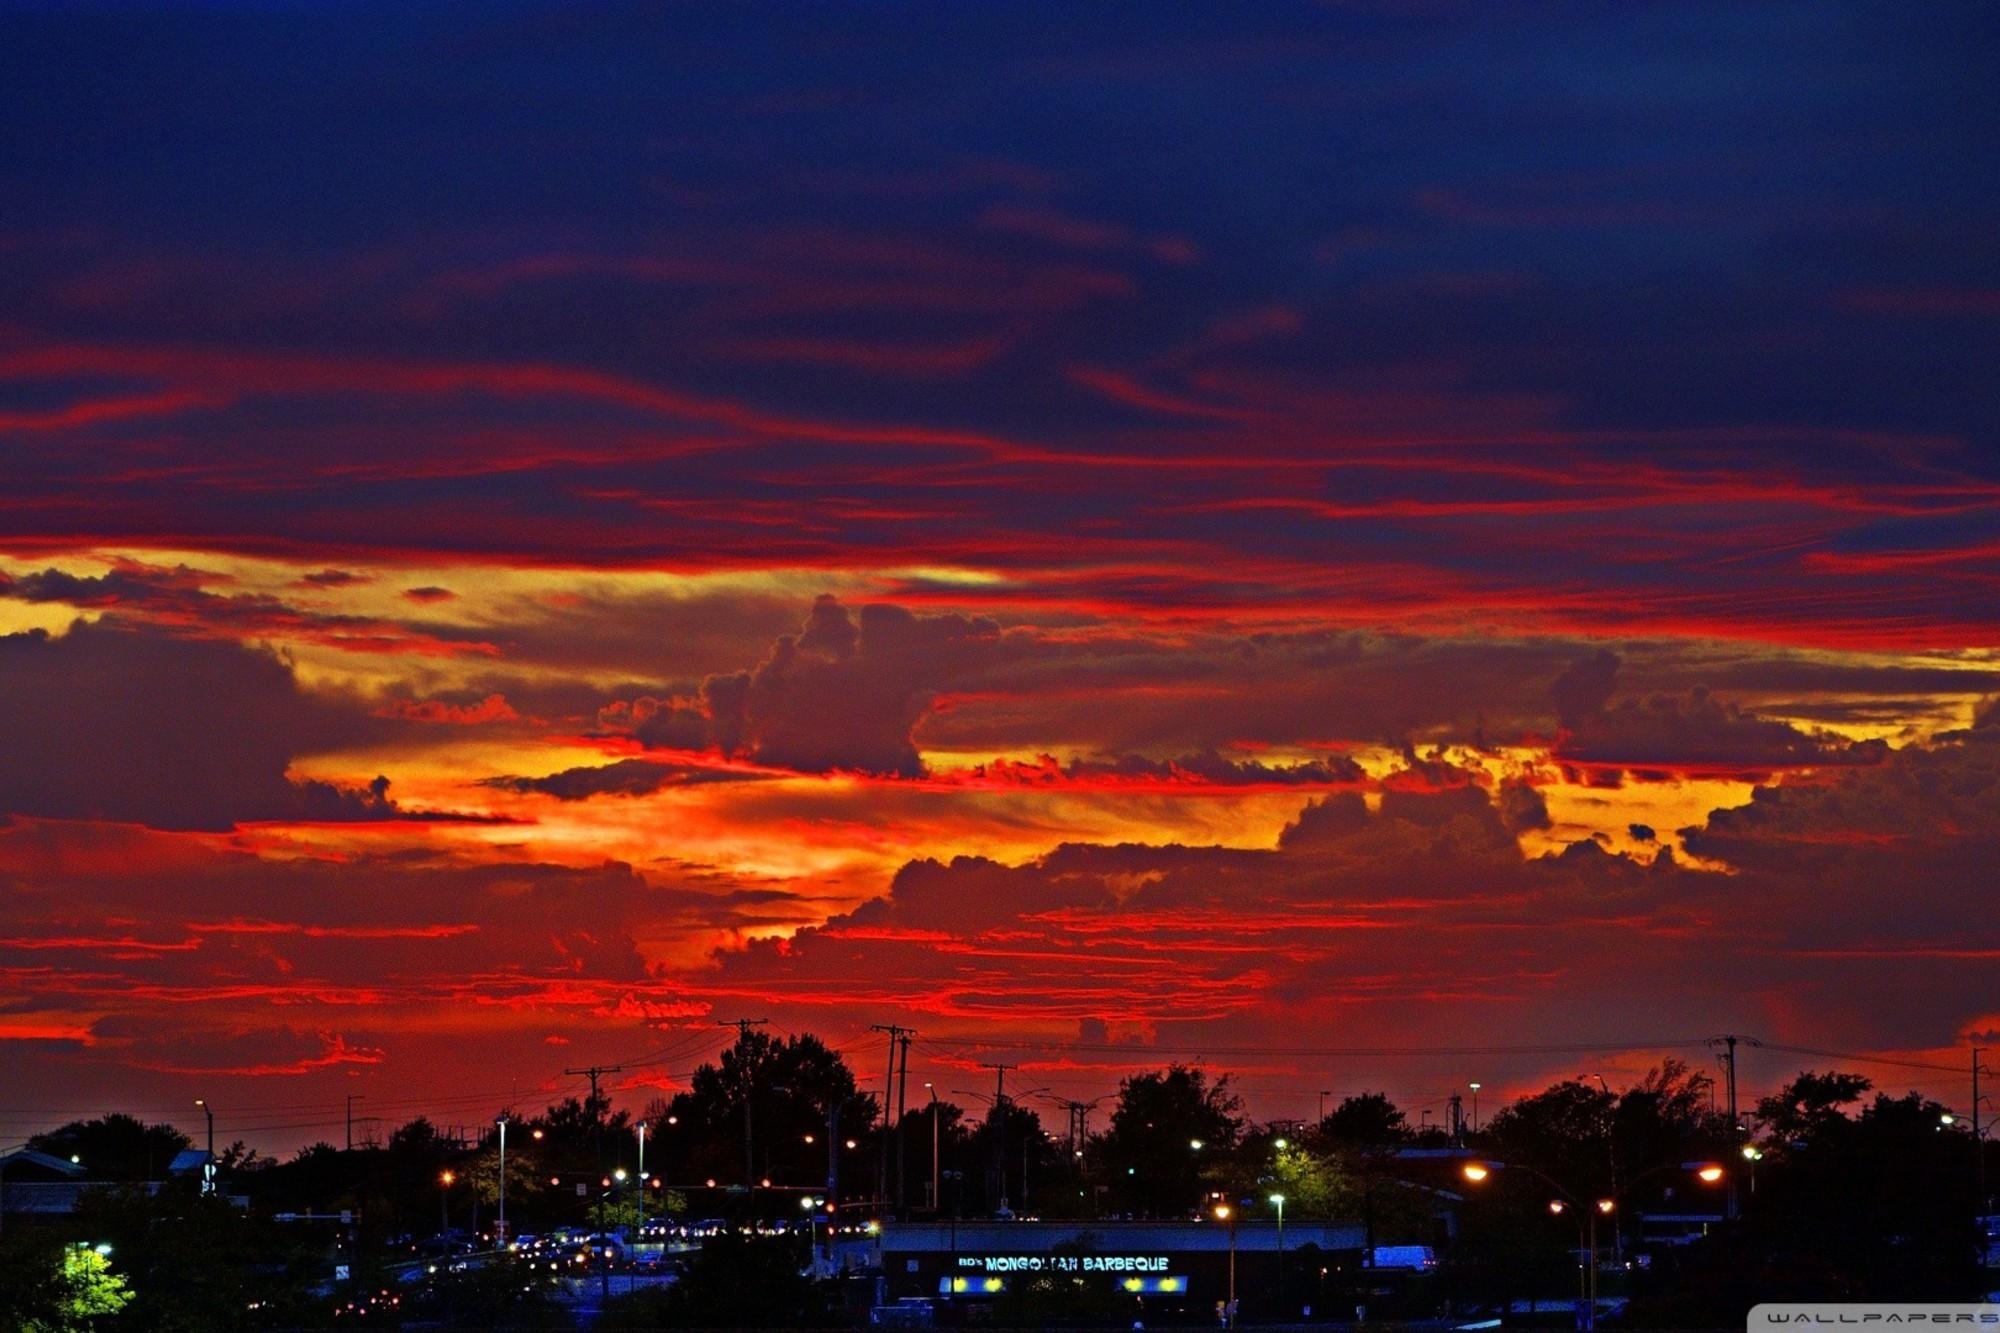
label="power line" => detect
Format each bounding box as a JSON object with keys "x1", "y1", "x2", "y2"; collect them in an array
[
  {"x1": 918, "y1": 1035, "x2": 1718, "y2": 1059},
  {"x1": 1753, "y1": 1041, "x2": 1967, "y2": 1075}
]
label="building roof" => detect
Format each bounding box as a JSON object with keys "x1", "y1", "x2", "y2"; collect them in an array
[
  {"x1": 878, "y1": 1218, "x2": 1367, "y2": 1254},
  {"x1": 167, "y1": 1148, "x2": 211, "y2": 1175},
  {"x1": 0, "y1": 1147, "x2": 87, "y2": 1180}
]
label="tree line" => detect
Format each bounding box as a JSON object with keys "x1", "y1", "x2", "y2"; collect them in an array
[{"x1": 4, "y1": 1030, "x2": 1991, "y2": 1329}]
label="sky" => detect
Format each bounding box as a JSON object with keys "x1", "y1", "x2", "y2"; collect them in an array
[{"x1": 1, "y1": 0, "x2": 1996, "y2": 1154}]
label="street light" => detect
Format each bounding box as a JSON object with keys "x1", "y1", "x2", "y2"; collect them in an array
[
  {"x1": 1269, "y1": 1193, "x2": 1287, "y2": 1318},
  {"x1": 1469, "y1": 1082, "x2": 1482, "y2": 1133},
  {"x1": 925, "y1": 1083, "x2": 940, "y2": 1213},
  {"x1": 802, "y1": 1194, "x2": 823, "y2": 1270},
  {"x1": 635, "y1": 1121, "x2": 646, "y2": 1224},
  {"x1": 1461, "y1": 1159, "x2": 1723, "y2": 1332},
  {"x1": 194, "y1": 1099, "x2": 215, "y2": 1196},
  {"x1": 1213, "y1": 1203, "x2": 1236, "y2": 1327},
  {"x1": 439, "y1": 1170, "x2": 454, "y2": 1237},
  {"x1": 1462, "y1": 1162, "x2": 1590, "y2": 1325},
  {"x1": 496, "y1": 1117, "x2": 508, "y2": 1245}
]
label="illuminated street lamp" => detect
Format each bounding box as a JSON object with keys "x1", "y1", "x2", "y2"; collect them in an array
[
  {"x1": 495, "y1": 1117, "x2": 508, "y2": 1245},
  {"x1": 925, "y1": 1083, "x2": 940, "y2": 1213},
  {"x1": 1213, "y1": 1203, "x2": 1236, "y2": 1328},
  {"x1": 194, "y1": 1098, "x2": 216, "y2": 1196},
  {"x1": 1269, "y1": 1192, "x2": 1287, "y2": 1317},
  {"x1": 1461, "y1": 1160, "x2": 1723, "y2": 1332},
  {"x1": 439, "y1": 1170, "x2": 454, "y2": 1237},
  {"x1": 635, "y1": 1121, "x2": 646, "y2": 1223},
  {"x1": 802, "y1": 1194, "x2": 824, "y2": 1269}
]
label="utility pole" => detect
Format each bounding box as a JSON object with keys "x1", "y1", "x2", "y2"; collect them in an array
[
  {"x1": 1974, "y1": 1048, "x2": 1987, "y2": 1216},
  {"x1": 346, "y1": 1095, "x2": 363, "y2": 1153},
  {"x1": 1448, "y1": 1093, "x2": 1463, "y2": 1146},
  {"x1": 562, "y1": 1063, "x2": 626, "y2": 1231},
  {"x1": 718, "y1": 1020, "x2": 768, "y2": 1189},
  {"x1": 1710, "y1": 1034, "x2": 1747, "y2": 1220},
  {"x1": 1060, "y1": 1101, "x2": 1091, "y2": 1158},
  {"x1": 870, "y1": 1025, "x2": 916, "y2": 1208},
  {"x1": 983, "y1": 1063, "x2": 1013, "y2": 1213},
  {"x1": 897, "y1": 1033, "x2": 913, "y2": 1214},
  {"x1": 561, "y1": 1064, "x2": 625, "y2": 1306}
]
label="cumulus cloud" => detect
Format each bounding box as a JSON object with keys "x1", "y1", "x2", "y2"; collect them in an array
[
  {"x1": 1550, "y1": 651, "x2": 1884, "y2": 778},
  {"x1": 691, "y1": 596, "x2": 1003, "y2": 776},
  {"x1": 0, "y1": 619, "x2": 398, "y2": 830},
  {"x1": 1551, "y1": 649, "x2": 1621, "y2": 731},
  {"x1": 700, "y1": 731, "x2": 1993, "y2": 1060}
]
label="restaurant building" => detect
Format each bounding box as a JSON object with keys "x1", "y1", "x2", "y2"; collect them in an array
[{"x1": 866, "y1": 1217, "x2": 1371, "y2": 1320}]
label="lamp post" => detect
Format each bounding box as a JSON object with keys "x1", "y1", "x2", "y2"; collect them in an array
[
  {"x1": 802, "y1": 1194, "x2": 823, "y2": 1272},
  {"x1": 1269, "y1": 1193, "x2": 1287, "y2": 1319},
  {"x1": 495, "y1": 1118, "x2": 508, "y2": 1245},
  {"x1": 439, "y1": 1170, "x2": 454, "y2": 1237},
  {"x1": 1214, "y1": 1203, "x2": 1237, "y2": 1328},
  {"x1": 636, "y1": 1122, "x2": 647, "y2": 1225},
  {"x1": 1461, "y1": 1159, "x2": 1723, "y2": 1333},
  {"x1": 1469, "y1": 1083, "x2": 1481, "y2": 1134},
  {"x1": 925, "y1": 1083, "x2": 940, "y2": 1213},
  {"x1": 195, "y1": 1099, "x2": 215, "y2": 1196}
]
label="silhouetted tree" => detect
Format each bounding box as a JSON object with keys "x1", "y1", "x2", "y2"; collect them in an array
[
  {"x1": 1318, "y1": 1092, "x2": 1410, "y2": 1149},
  {"x1": 654, "y1": 1030, "x2": 876, "y2": 1205},
  {"x1": 1098, "y1": 1065, "x2": 1243, "y2": 1217},
  {"x1": 29, "y1": 1114, "x2": 190, "y2": 1182}
]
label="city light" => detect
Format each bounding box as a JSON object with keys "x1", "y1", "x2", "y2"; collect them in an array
[{"x1": 1462, "y1": 1162, "x2": 1491, "y2": 1182}]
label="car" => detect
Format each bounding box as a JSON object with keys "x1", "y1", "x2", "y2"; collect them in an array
[{"x1": 579, "y1": 1233, "x2": 626, "y2": 1263}]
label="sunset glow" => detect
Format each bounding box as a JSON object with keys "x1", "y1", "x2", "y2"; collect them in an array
[{"x1": 1, "y1": 1, "x2": 1994, "y2": 1154}]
